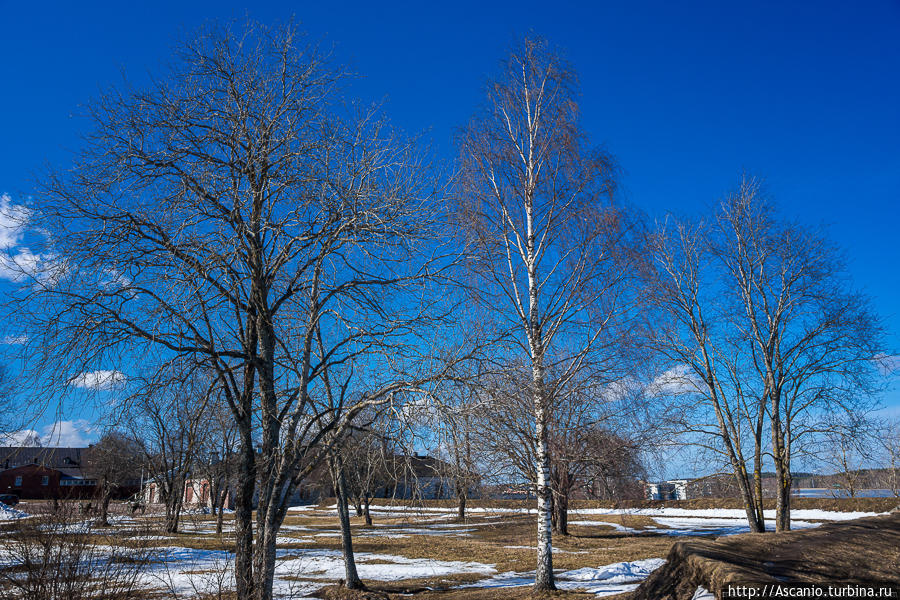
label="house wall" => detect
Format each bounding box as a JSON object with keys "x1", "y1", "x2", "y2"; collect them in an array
[
  {"x1": 0, "y1": 465, "x2": 96, "y2": 499},
  {"x1": 142, "y1": 478, "x2": 231, "y2": 510}
]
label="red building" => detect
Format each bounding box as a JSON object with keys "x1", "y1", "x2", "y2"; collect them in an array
[
  {"x1": 0, "y1": 446, "x2": 106, "y2": 500},
  {"x1": 0, "y1": 463, "x2": 98, "y2": 499}
]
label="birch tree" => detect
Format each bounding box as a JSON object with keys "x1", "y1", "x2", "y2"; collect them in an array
[{"x1": 458, "y1": 36, "x2": 628, "y2": 590}]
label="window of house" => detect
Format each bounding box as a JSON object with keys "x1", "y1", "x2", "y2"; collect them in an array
[
  {"x1": 14, "y1": 476, "x2": 22, "y2": 487},
  {"x1": 42, "y1": 476, "x2": 50, "y2": 486}
]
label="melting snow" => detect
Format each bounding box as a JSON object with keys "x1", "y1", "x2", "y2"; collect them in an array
[
  {"x1": 0, "y1": 503, "x2": 29, "y2": 521},
  {"x1": 467, "y1": 558, "x2": 665, "y2": 596}
]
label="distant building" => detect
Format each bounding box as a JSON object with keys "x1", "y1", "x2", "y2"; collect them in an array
[
  {"x1": 645, "y1": 479, "x2": 689, "y2": 500},
  {"x1": 0, "y1": 447, "x2": 100, "y2": 500}
]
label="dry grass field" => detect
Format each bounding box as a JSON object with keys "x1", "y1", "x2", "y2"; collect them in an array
[{"x1": 0, "y1": 498, "x2": 894, "y2": 599}]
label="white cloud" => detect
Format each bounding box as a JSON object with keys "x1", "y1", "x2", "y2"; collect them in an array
[
  {"x1": 0, "y1": 429, "x2": 42, "y2": 447},
  {"x1": 69, "y1": 370, "x2": 126, "y2": 391},
  {"x1": 1, "y1": 334, "x2": 27, "y2": 345},
  {"x1": 41, "y1": 419, "x2": 98, "y2": 447},
  {"x1": 1, "y1": 420, "x2": 99, "y2": 448},
  {"x1": 645, "y1": 364, "x2": 702, "y2": 397},
  {"x1": 0, "y1": 194, "x2": 29, "y2": 250},
  {"x1": 0, "y1": 194, "x2": 62, "y2": 285},
  {"x1": 0, "y1": 247, "x2": 60, "y2": 283}
]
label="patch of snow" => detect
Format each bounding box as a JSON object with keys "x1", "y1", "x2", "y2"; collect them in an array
[
  {"x1": 648, "y1": 516, "x2": 820, "y2": 536},
  {"x1": 569, "y1": 520, "x2": 643, "y2": 533},
  {"x1": 0, "y1": 503, "x2": 29, "y2": 521},
  {"x1": 562, "y1": 558, "x2": 665, "y2": 583},
  {"x1": 466, "y1": 558, "x2": 665, "y2": 597},
  {"x1": 569, "y1": 507, "x2": 882, "y2": 522},
  {"x1": 571, "y1": 515, "x2": 823, "y2": 537},
  {"x1": 134, "y1": 545, "x2": 495, "y2": 599},
  {"x1": 692, "y1": 586, "x2": 716, "y2": 599}
]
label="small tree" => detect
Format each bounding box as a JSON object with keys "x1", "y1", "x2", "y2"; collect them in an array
[
  {"x1": 128, "y1": 361, "x2": 214, "y2": 533},
  {"x1": 83, "y1": 431, "x2": 143, "y2": 527}
]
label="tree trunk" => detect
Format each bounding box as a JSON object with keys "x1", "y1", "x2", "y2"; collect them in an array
[
  {"x1": 554, "y1": 487, "x2": 569, "y2": 537},
  {"x1": 752, "y1": 403, "x2": 767, "y2": 532},
  {"x1": 549, "y1": 486, "x2": 557, "y2": 531},
  {"x1": 457, "y1": 488, "x2": 466, "y2": 521},
  {"x1": 252, "y1": 508, "x2": 279, "y2": 600},
  {"x1": 354, "y1": 499, "x2": 363, "y2": 518},
  {"x1": 730, "y1": 463, "x2": 763, "y2": 534},
  {"x1": 215, "y1": 485, "x2": 226, "y2": 535},
  {"x1": 771, "y1": 393, "x2": 791, "y2": 532},
  {"x1": 332, "y1": 456, "x2": 363, "y2": 590},
  {"x1": 533, "y1": 361, "x2": 556, "y2": 591},
  {"x1": 233, "y1": 437, "x2": 257, "y2": 600},
  {"x1": 363, "y1": 495, "x2": 372, "y2": 526},
  {"x1": 98, "y1": 485, "x2": 112, "y2": 527},
  {"x1": 164, "y1": 479, "x2": 183, "y2": 534}
]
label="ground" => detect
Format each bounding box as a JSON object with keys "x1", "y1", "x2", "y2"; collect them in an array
[
  {"x1": 634, "y1": 512, "x2": 900, "y2": 600},
  {"x1": 0, "y1": 498, "x2": 894, "y2": 599}
]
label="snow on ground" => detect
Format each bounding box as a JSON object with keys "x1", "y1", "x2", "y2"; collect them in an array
[
  {"x1": 568, "y1": 506, "x2": 883, "y2": 521},
  {"x1": 648, "y1": 516, "x2": 819, "y2": 536},
  {"x1": 1, "y1": 502, "x2": 884, "y2": 598},
  {"x1": 136, "y1": 545, "x2": 496, "y2": 599},
  {"x1": 570, "y1": 516, "x2": 822, "y2": 536},
  {"x1": 328, "y1": 503, "x2": 885, "y2": 522},
  {"x1": 467, "y1": 558, "x2": 665, "y2": 597},
  {"x1": 0, "y1": 503, "x2": 29, "y2": 521}
]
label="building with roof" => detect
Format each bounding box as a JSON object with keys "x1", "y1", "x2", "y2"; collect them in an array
[
  {"x1": 0, "y1": 446, "x2": 139, "y2": 501},
  {"x1": 0, "y1": 446, "x2": 98, "y2": 499}
]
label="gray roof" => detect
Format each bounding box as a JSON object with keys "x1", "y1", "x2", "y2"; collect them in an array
[{"x1": 0, "y1": 447, "x2": 86, "y2": 470}]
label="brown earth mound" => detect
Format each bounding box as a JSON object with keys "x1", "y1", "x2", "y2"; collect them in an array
[{"x1": 632, "y1": 513, "x2": 900, "y2": 600}]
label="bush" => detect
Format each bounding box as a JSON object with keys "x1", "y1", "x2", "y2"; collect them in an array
[{"x1": 0, "y1": 502, "x2": 152, "y2": 600}]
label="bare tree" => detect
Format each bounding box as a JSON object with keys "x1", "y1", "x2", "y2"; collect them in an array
[
  {"x1": 82, "y1": 431, "x2": 143, "y2": 527},
  {"x1": 880, "y1": 417, "x2": 900, "y2": 497},
  {"x1": 12, "y1": 21, "x2": 455, "y2": 600},
  {"x1": 715, "y1": 178, "x2": 883, "y2": 530},
  {"x1": 474, "y1": 366, "x2": 634, "y2": 535},
  {"x1": 195, "y1": 397, "x2": 240, "y2": 534},
  {"x1": 645, "y1": 176, "x2": 885, "y2": 531},
  {"x1": 341, "y1": 411, "x2": 397, "y2": 526},
  {"x1": 457, "y1": 35, "x2": 633, "y2": 590},
  {"x1": 125, "y1": 361, "x2": 215, "y2": 533},
  {"x1": 434, "y1": 386, "x2": 482, "y2": 520},
  {"x1": 815, "y1": 412, "x2": 882, "y2": 499},
  {"x1": 580, "y1": 428, "x2": 646, "y2": 501},
  {"x1": 644, "y1": 217, "x2": 768, "y2": 532}
]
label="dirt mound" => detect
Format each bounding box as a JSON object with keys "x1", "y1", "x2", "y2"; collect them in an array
[{"x1": 631, "y1": 513, "x2": 900, "y2": 600}]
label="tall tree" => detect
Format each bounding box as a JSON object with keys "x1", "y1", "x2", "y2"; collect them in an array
[
  {"x1": 645, "y1": 218, "x2": 768, "y2": 532},
  {"x1": 646, "y1": 177, "x2": 884, "y2": 531},
  {"x1": 16, "y1": 21, "x2": 449, "y2": 600},
  {"x1": 457, "y1": 35, "x2": 630, "y2": 590},
  {"x1": 715, "y1": 179, "x2": 883, "y2": 529}
]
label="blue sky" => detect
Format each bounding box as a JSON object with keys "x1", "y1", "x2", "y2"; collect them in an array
[{"x1": 0, "y1": 0, "x2": 898, "y2": 444}]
